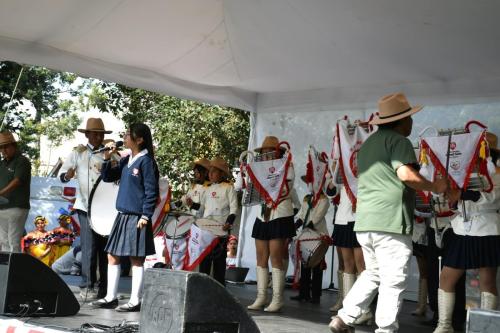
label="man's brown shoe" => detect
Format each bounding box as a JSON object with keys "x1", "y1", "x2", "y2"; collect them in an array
[{"x1": 329, "y1": 316, "x2": 354, "y2": 333}]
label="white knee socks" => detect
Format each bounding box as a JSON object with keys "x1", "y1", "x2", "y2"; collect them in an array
[
  {"x1": 129, "y1": 266, "x2": 144, "y2": 305},
  {"x1": 105, "y1": 264, "x2": 120, "y2": 301}
]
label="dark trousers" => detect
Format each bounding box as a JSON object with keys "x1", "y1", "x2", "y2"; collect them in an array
[
  {"x1": 78, "y1": 210, "x2": 108, "y2": 293},
  {"x1": 199, "y1": 237, "x2": 227, "y2": 286},
  {"x1": 298, "y1": 263, "x2": 323, "y2": 300},
  {"x1": 426, "y1": 226, "x2": 466, "y2": 329}
]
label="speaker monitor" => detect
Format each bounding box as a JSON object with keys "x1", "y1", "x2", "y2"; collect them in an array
[
  {"x1": 0, "y1": 252, "x2": 80, "y2": 316},
  {"x1": 140, "y1": 269, "x2": 260, "y2": 333},
  {"x1": 467, "y1": 308, "x2": 500, "y2": 332}
]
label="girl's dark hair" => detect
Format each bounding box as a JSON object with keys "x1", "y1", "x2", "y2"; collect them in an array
[{"x1": 129, "y1": 123, "x2": 159, "y2": 179}]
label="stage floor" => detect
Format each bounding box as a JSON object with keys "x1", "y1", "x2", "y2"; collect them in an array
[{"x1": 1, "y1": 274, "x2": 437, "y2": 333}]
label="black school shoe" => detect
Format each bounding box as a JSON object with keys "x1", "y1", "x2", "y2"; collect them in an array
[
  {"x1": 115, "y1": 302, "x2": 141, "y2": 312},
  {"x1": 90, "y1": 298, "x2": 119, "y2": 309}
]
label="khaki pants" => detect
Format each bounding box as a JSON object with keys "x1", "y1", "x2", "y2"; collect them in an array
[
  {"x1": 338, "y1": 231, "x2": 412, "y2": 333},
  {"x1": 0, "y1": 208, "x2": 29, "y2": 252}
]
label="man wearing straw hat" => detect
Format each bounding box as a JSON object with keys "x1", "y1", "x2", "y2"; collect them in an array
[
  {"x1": 60, "y1": 117, "x2": 117, "y2": 300},
  {"x1": 330, "y1": 93, "x2": 448, "y2": 333},
  {"x1": 0, "y1": 131, "x2": 31, "y2": 253}
]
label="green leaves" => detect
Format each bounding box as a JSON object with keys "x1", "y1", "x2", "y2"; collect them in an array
[
  {"x1": 87, "y1": 82, "x2": 250, "y2": 196},
  {"x1": 0, "y1": 61, "x2": 81, "y2": 172}
]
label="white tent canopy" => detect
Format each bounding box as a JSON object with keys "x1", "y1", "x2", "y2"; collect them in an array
[
  {"x1": 2, "y1": 0, "x2": 500, "y2": 293},
  {"x1": 2, "y1": 0, "x2": 500, "y2": 112}
]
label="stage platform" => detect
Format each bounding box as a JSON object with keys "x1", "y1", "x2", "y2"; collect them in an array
[{"x1": 0, "y1": 274, "x2": 437, "y2": 333}]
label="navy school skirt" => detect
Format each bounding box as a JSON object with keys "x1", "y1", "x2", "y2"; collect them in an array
[
  {"x1": 443, "y1": 230, "x2": 500, "y2": 270},
  {"x1": 105, "y1": 213, "x2": 156, "y2": 257},
  {"x1": 332, "y1": 222, "x2": 360, "y2": 248},
  {"x1": 252, "y1": 216, "x2": 296, "y2": 240}
]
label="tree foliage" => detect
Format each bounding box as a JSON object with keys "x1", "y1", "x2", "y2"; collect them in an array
[
  {"x1": 87, "y1": 82, "x2": 250, "y2": 195},
  {"x1": 0, "y1": 61, "x2": 82, "y2": 171}
]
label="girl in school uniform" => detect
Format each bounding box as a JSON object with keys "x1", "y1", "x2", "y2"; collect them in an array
[
  {"x1": 331, "y1": 184, "x2": 373, "y2": 324},
  {"x1": 189, "y1": 157, "x2": 238, "y2": 286},
  {"x1": 91, "y1": 123, "x2": 159, "y2": 312},
  {"x1": 247, "y1": 136, "x2": 296, "y2": 313},
  {"x1": 434, "y1": 132, "x2": 500, "y2": 333}
]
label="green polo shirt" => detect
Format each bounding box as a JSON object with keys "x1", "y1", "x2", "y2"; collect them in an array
[
  {"x1": 354, "y1": 128, "x2": 416, "y2": 235},
  {"x1": 0, "y1": 152, "x2": 31, "y2": 209}
]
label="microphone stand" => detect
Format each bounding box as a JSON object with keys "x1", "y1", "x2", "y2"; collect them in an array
[{"x1": 327, "y1": 204, "x2": 338, "y2": 291}]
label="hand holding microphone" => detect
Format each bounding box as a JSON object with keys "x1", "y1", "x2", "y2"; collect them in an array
[{"x1": 97, "y1": 140, "x2": 123, "y2": 160}]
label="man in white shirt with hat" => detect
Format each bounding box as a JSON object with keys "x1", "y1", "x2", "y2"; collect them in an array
[
  {"x1": 330, "y1": 93, "x2": 448, "y2": 333},
  {"x1": 60, "y1": 118, "x2": 117, "y2": 299}
]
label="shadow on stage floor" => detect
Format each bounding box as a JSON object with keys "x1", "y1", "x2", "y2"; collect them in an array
[{"x1": 2, "y1": 274, "x2": 438, "y2": 333}]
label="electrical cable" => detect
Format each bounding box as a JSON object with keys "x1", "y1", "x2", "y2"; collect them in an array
[{"x1": 0, "y1": 66, "x2": 24, "y2": 131}]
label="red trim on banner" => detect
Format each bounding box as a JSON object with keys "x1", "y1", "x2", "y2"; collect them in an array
[
  {"x1": 152, "y1": 186, "x2": 171, "y2": 232},
  {"x1": 337, "y1": 123, "x2": 357, "y2": 207},
  {"x1": 246, "y1": 152, "x2": 292, "y2": 208},
  {"x1": 421, "y1": 140, "x2": 459, "y2": 189},
  {"x1": 183, "y1": 232, "x2": 220, "y2": 271},
  {"x1": 164, "y1": 237, "x2": 187, "y2": 269},
  {"x1": 421, "y1": 132, "x2": 492, "y2": 192},
  {"x1": 465, "y1": 120, "x2": 487, "y2": 132}
]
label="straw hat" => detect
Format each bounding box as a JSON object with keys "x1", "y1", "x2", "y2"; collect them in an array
[
  {"x1": 369, "y1": 93, "x2": 423, "y2": 125},
  {"x1": 0, "y1": 131, "x2": 17, "y2": 146},
  {"x1": 78, "y1": 118, "x2": 112, "y2": 133},
  {"x1": 193, "y1": 158, "x2": 211, "y2": 171},
  {"x1": 486, "y1": 132, "x2": 500, "y2": 153},
  {"x1": 254, "y1": 136, "x2": 285, "y2": 153},
  {"x1": 210, "y1": 157, "x2": 230, "y2": 176}
]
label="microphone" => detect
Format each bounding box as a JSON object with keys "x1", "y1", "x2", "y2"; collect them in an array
[{"x1": 92, "y1": 141, "x2": 123, "y2": 154}]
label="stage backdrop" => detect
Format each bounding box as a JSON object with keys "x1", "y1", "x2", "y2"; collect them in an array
[{"x1": 237, "y1": 101, "x2": 500, "y2": 301}]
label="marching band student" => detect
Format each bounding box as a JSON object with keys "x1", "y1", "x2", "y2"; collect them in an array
[
  {"x1": 290, "y1": 175, "x2": 332, "y2": 304},
  {"x1": 191, "y1": 157, "x2": 238, "y2": 286},
  {"x1": 247, "y1": 136, "x2": 296, "y2": 313},
  {"x1": 411, "y1": 216, "x2": 429, "y2": 317},
  {"x1": 434, "y1": 133, "x2": 500, "y2": 333},
  {"x1": 331, "y1": 184, "x2": 373, "y2": 325},
  {"x1": 91, "y1": 123, "x2": 159, "y2": 312},
  {"x1": 181, "y1": 158, "x2": 211, "y2": 216},
  {"x1": 424, "y1": 215, "x2": 466, "y2": 330}
]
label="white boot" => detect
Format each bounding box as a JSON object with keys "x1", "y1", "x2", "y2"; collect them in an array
[
  {"x1": 412, "y1": 278, "x2": 428, "y2": 316},
  {"x1": 480, "y1": 291, "x2": 498, "y2": 310},
  {"x1": 248, "y1": 267, "x2": 269, "y2": 310},
  {"x1": 433, "y1": 289, "x2": 455, "y2": 333},
  {"x1": 342, "y1": 272, "x2": 357, "y2": 299},
  {"x1": 330, "y1": 270, "x2": 344, "y2": 312},
  {"x1": 264, "y1": 268, "x2": 285, "y2": 312}
]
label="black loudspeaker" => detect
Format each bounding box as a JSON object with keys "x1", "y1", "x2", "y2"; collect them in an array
[
  {"x1": 0, "y1": 252, "x2": 80, "y2": 316},
  {"x1": 140, "y1": 269, "x2": 260, "y2": 333}
]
